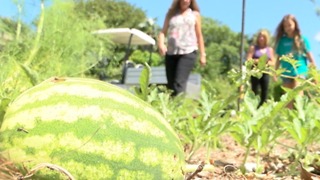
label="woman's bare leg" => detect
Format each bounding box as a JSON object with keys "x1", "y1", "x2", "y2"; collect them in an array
[{"x1": 283, "y1": 78, "x2": 302, "y2": 109}]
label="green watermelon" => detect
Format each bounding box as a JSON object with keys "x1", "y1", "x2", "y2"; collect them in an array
[{"x1": 0, "y1": 77, "x2": 185, "y2": 179}]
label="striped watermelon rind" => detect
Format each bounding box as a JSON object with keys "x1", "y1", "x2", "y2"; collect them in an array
[{"x1": 0, "y1": 77, "x2": 185, "y2": 179}]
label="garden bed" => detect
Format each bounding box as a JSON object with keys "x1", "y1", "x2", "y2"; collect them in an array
[{"x1": 185, "y1": 134, "x2": 320, "y2": 179}]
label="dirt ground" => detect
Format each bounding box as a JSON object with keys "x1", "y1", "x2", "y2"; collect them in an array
[{"x1": 184, "y1": 134, "x2": 320, "y2": 180}]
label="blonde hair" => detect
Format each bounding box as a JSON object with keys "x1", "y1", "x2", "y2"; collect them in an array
[
  {"x1": 274, "y1": 14, "x2": 303, "y2": 53},
  {"x1": 166, "y1": 0, "x2": 200, "y2": 19},
  {"x1": 254, "y1": 29, "x2": 270, "y2": 47}
]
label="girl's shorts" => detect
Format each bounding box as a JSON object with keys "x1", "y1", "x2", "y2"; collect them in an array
[{"x1": 281, "y1": 75, "x2": 306, "y2": 84}]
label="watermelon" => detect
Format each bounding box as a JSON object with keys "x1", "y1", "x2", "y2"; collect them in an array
[{"x1": 0, "y1": 77, "x2": 185, "y2": 179}]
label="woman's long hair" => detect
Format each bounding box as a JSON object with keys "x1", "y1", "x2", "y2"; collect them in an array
[
  {"x1": 274, "y1": 14, "x2": 304, "y2": 53},
  {"x1": 166, "y1": 0, "x2": 200, "y2": 20}
]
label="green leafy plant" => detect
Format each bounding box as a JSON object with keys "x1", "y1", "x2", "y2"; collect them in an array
[
  {"x1": 180, "y1": 89, "x2": 237, "y2": 161},
  {"x1": 131, "y1": 64, "x2": 236, "y2": 161},
  {"x1": 134, "y1": 63, "x2": 151, "y2": 101},
  {"x1": 230, "y1": 91, "x2": 287, "y2": 173},
  {"x1": 0, "y1": 0, "x2": 109, "y2": 126},
  {"x1": 129, "y1": 50, "x2": 162, "y2": 66},
  {"x1": 280, "y1": 95, "x2": 320, "y2": 163},
  {"x1": 228, "y1": 54, "x2": 319, "y2": 174}
]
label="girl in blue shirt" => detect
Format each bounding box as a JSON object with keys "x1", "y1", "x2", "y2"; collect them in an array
[{"x1": 274, "y1": 14, "x2": 316, "y2": 109}]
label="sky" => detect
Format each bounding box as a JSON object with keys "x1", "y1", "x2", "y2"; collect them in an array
[{"x1": 1, "y1": 0, "x2": 320, "y2": 67}]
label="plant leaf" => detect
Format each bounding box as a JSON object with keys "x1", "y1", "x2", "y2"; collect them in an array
[
  {"x1": 298, "y1": 161, "x2": 320, "y2": 180},
  {"x1": 19, "y1": 63, "x2": 39, "y2": 85},
  {"x1": 257, "y1": 54, "x2": 267, "y2": 70},
  {"x1": 138, "y1": 63, "x2": 151, "y2": 101}
]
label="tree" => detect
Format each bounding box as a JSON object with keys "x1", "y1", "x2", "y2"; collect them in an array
[
  {"x1": 74, "y1": 0, "x2": 147, "y2": 28},
  {"x1": 190, "y1": 17, "x2": 250, "y2": 102},
  {"x1": 199, "y1": 17, "x2": 249, "y2": 78},
  {"x1": 74, "y1": 0, "x2": 162, "y2": 79}
]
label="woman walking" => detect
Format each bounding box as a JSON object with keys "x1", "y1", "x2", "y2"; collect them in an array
[{"x1": 157, "y1": 0, "x2": 206, "y2": 96}]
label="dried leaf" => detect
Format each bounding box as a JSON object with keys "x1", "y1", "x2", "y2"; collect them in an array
[
  {"x1": 299, "y1": 161, "x2": 320, "y2": 180},
  {"x1": 311, "y1": 159, "x2": 320, "y2": 175},
  {"x1": 0, "y1": 156, "x2": 22, "y2": 179}
]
